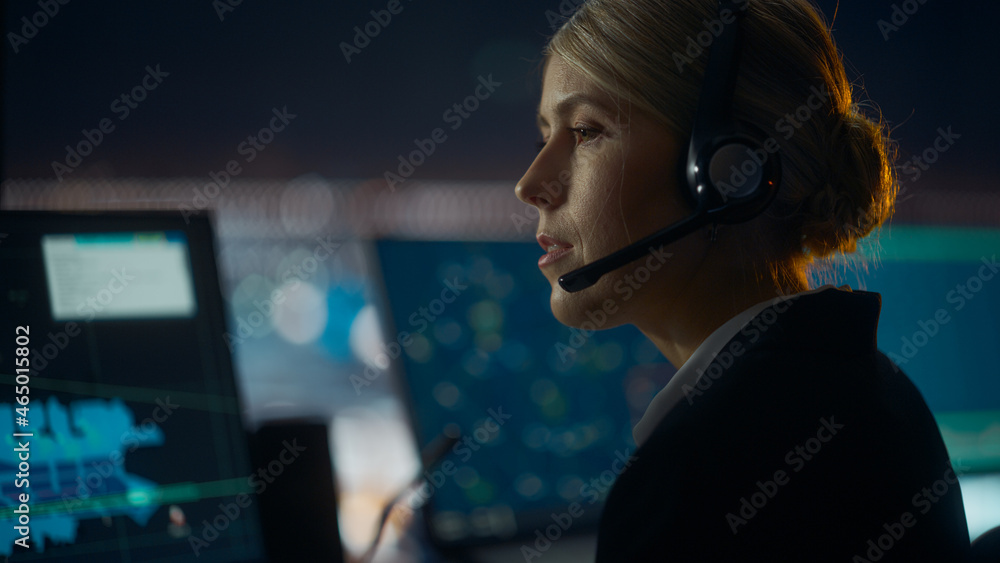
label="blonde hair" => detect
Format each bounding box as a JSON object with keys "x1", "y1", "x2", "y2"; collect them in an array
[{"x1": 546, "y1": 0, "x2": 897, "y2": 269}]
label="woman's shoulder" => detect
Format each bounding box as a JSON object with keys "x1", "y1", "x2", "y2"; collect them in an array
[{"x1": 594, "y1": 289, "x2": 969, "y2": 561}]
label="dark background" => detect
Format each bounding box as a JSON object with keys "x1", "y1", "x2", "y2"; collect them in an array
[{"x1": 2, "y1": 0, "x2": 997, "y2": 193}]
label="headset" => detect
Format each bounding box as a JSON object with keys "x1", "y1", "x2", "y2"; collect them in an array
[{"x1": 557, "y1": 0, "x2": 781, "y2": 293}]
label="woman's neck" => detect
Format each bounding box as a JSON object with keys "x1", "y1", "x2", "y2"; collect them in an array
[{"x1": 635, "y1": 263, "x2": 808, "y2": 369}]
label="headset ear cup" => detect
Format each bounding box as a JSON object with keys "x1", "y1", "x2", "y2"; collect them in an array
[
  {"x1": 705, "y1": 132, "x2": 781, "y2": 224},
  {"x1": 708, "y1": 141, "x2": 765, "y2": 200},
  {"x1": 684, "y1": 130, "x2": 780, "y2": 224}
]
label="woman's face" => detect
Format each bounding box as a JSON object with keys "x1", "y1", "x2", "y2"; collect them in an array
[{"x1": 515, "y1": 55, "x2": 709, "y2": 329}]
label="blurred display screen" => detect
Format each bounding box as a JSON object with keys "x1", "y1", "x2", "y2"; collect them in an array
[
  {"x1": 0, "y1": 213, "x2": 265, "y2": 561},
  {"x1": 374, "y1": 240, "x2": 669, "y2": 545},
  {"x1": 42, "y1": 232, "x2": 197, "y2": 321}
]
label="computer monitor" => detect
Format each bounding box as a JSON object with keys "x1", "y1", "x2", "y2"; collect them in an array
[
  {"x1": 373, "y1": 239, "x2": 656, "y2": 548},
  {"x1": 0, "y1": 211, "x2": 267, "y2": 562}
]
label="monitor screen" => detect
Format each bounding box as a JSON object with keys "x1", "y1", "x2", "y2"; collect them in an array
[
  {"x1": 374, "y1": 239, "x2": 664, "y2": 546},
  {"x1": 0, "y1": 211, "x2": 266, "y2": 562},
  {"x1": 41, "y1": 232, "x2": 197, "y2": 321}
]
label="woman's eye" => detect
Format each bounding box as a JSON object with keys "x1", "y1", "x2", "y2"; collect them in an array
[
  {"x1": 535, "y1": 128, "x2": 599, "y2": 153},
  {"x1": 571, "y1": 127, "x2": 600, "y2": 145}
]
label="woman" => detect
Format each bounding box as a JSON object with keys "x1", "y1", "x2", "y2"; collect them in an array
[{"x1": 515, "y1": 0, "x2": 971, "y2": 560}]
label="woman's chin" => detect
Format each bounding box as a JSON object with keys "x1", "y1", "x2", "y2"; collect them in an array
[{"x1": 548, "y1": 282, "x2": 621, "y2": 331}]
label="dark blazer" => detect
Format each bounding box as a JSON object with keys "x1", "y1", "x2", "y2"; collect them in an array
[{"x1": 595, "y1": 289, "x2": 971, "y2": 562}]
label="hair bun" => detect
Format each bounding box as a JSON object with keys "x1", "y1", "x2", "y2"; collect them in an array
[{"x1": 799, "y1": 108, "x2": 897, "y2": 258}]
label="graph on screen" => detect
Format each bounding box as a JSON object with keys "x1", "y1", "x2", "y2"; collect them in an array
[{"x1": 0, "y1": 398, "x2": 164, "y2": 556}]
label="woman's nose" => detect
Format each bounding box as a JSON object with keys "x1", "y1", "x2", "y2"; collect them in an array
[{"x1": 515, "y1": 145, "x2": 567, "y2": 210}]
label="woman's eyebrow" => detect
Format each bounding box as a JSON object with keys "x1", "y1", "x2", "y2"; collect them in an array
[{"x1": 537, "y1": 93, "x2": 616, "y2": 130}]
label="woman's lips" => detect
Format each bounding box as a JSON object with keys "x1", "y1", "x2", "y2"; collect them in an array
[
  {"x1": 539, "y1": 247, "x2": 573, "y2": 267},
  {"x1": 537, "y1": 234, "x2": 573, "y2": 268}
]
